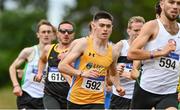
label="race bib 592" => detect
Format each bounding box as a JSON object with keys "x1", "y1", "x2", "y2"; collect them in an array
[{"x1": 81, "y1": 76, "x2": 105, "y2": 92}]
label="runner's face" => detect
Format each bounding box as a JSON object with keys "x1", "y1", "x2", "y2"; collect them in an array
[
  {"x1": 162, "y1": 0, "x2": 180, "y2": 21},
  {"x1": 37, "y1": 25, "x2": 54, "y2": 45},
  {"x1": 127, "y1": 22, "x2": 144, "y2": 41},
  {"x1": 57, "y1": 23, "x2": 74, "y2": 45},
  {"x1": 94, "y1": 19, "x2": 112, "y2": 40}
]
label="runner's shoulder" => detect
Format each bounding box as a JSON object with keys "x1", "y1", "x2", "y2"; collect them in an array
[
  {"x1": 20, "y1": 46, "x2": 35, "y2": 57},
  {"x1": 144, "y1": 19, "x2": 158, "y2": 29}
]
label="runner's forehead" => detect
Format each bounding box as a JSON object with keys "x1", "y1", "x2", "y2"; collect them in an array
[
  {"x1": 95, "y1": 20, "x2": 112, "y2": 28},
  {"x1": 39, "y1": 25, "x2": 53, "y2": 31},
  {"x1": 59, "y1": 23, "x2": 74, "y2": 30},
  {"x1": 96, "y1": 19, "x2": 112, "y2": 25}
]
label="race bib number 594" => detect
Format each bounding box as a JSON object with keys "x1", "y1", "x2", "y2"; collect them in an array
[{"x1": 155, "y1": 53, "x2": 179, "y2": 72}]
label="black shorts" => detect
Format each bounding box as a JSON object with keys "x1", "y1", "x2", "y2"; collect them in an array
[
  {"x1": 110, "y1": 94, "x2": 131, "y2": 109},
  {"x1": 131, "y1": 83, "x2": 178, "y2": 109},
  {"x1": 67, "y1": 101, "x2": 104, "y2": 109},
  {"x1": 43, "y1": 93, "x2": 67, "y2": 109},
  {"x1": 17, "y1": 91, "x2": 44, "y2": 109}
]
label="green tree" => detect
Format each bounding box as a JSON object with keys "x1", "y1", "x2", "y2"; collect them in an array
[
  {"x1": 0, "y1": 0, "x2": 158, "y2": 87},
  {"x1": 0, "y1": 0, "x2": 47, "y2": 87},
  {"x1": 64, "y1": 0, "x2": 156, "y2": 43}
]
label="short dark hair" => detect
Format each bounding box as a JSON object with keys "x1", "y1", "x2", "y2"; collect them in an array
[
  {"x1": 155, "y1": 0, "x2": 161, "y2": 16},
  {"x1": 93, "y1": 11, "x2": 113, "y2": 22},
  {"x1": 58, "y1": 21, "x2": 75, "y2": 31}
]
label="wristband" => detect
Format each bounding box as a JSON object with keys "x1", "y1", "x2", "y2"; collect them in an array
[{"x1": 150, "y1": 51, "x2": 154, "y2": 59}]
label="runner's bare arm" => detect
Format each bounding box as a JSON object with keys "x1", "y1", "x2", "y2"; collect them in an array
[
  {"x1": 128, "y1": 21, "x2": 157, "y2": 60},
  {"x1": 9, "y1": 47, "x2": 33, "y2": 96},
  {"x1": 68, "y1": 38, "x2": 81, "y2": 52},
  {"x1": 106, "y1": 70, "x2": 113, "y2": 86},
  {"x1": 128, "y1": 20, "x2": 176, "y2": 60},
  {"x1": 106, "y1": 41, "x2": 123, "y2": 85},
  {"x1": 35, "y1": 45, "x2": 51, "y2": 81},
  {"x1": 109, "y1": 47, "x2": 125, "y2": 96},
  {"x1": 58, "y1": 38, "x2": 87, "y2": 76},
  {"x1": 59, "y1": 38, "x2": 99, "y2": 78},
  {"x1": 60, "y1": 38, "x2": 84, "y2": 83},
  {"x1": 114, "y1": 40, "x2": 131, "y2": 79},
  {"x1": 131, "y1": 60, "x2": 141, "y2": 80}
]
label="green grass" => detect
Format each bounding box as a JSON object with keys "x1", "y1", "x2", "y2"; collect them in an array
[{"x1": 0, "y1": 86, "x2": 16, "y2": 109}]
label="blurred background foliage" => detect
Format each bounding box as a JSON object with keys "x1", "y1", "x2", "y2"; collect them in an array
[
  {"x1": 0, "y1": 0, "x2": 47, "y2": 88},
  {"x1": 0, "y1": 0, "x2": 156, "y2": 108},
  {"x1": 64, "y1": 0, "x2": 156, "y2": 41}
]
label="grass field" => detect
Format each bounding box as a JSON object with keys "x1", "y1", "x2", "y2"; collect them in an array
[{"x1": 0, "y1": 86, "x2": 16, "y2": 109}]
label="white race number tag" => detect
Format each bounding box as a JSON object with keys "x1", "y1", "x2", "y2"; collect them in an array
[
  {"x1": 154, "y1": 53, "x2": 179, "y2": 72},
  {"x1": 81, "y1": 77, "x2": 104, "y2": 92},
  {"x1": 30, "y1": 68, "x2": 45, "y2": 83},
  {"x1": 48, "y1": 67, "x2": 66, "y2": 82}
]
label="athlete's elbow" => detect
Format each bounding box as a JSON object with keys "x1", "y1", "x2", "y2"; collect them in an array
[
  {"x1": 127, "y1": 50, "x2": 135, "y2": 60},
  {"x1": 9, "y1": 64, "x2": 15, "y2": 74}
]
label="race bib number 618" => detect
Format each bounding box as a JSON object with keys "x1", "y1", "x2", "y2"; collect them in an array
[{"x1": 48, "y1": 67, "x2": 66, "y2": 82}]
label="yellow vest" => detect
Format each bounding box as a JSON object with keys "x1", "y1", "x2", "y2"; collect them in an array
[{"x1": 68, "y1": 37, "x2": 113, "y2": 104}]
